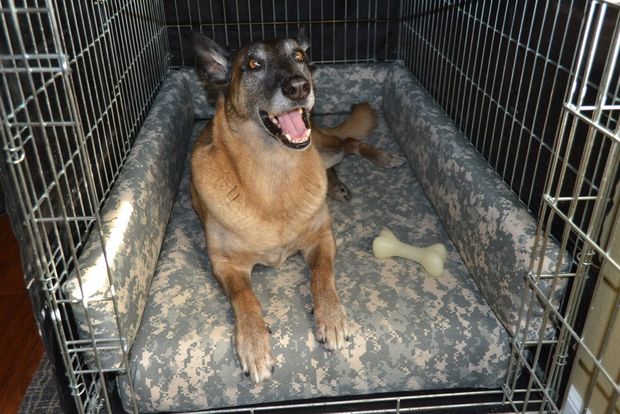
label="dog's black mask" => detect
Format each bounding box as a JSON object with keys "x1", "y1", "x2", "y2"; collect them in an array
[{"x1": 193, "y1": 30, "x2": 315, "y2": 150}]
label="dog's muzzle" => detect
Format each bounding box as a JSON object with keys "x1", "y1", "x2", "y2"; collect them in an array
[{"x1": 259, "y1": 107, "x2": 311, "y2": 150}]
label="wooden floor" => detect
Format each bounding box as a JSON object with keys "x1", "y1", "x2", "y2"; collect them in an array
[{"x1": 0, "y1": 214, "x2": 44, "y2": 414}]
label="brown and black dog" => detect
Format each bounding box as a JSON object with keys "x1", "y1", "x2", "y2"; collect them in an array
[{"x1": 190, "y1": 30, "x2": 402, "y2": 383}]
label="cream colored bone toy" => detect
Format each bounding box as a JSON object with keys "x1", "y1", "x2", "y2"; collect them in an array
[{"x1": 372, "y1": 228, "x2": 447, "y2": 277}]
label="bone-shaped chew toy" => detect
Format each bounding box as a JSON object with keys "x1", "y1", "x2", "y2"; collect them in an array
[{"x1": 372, "y1": 228, "x2": 447, "y2": 277}]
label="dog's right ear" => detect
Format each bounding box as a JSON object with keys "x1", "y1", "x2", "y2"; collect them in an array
[{"x1": 192, "y1": 32, "x2": 231, "y2": 84}]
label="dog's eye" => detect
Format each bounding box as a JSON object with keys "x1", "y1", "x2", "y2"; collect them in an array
[
  {"x1": 294, "y1": 50, "x2": 305, "y2": 62},
  {"x1": 247, "y1": 57, "x2": 261, "y2": 70}
]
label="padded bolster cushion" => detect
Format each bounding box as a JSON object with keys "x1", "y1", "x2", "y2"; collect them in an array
[
  {"x1": 63, "y1": 72, "x2": 194, "y2": 369},
  {"x1": 311, "y1": 63, "x2": 390, "y2": 112},
  {"x1": 181, "y1": 63, "x2": 393, "y2": 120},
  {"x1": 382, "y1": 62, "x2": 567, "y2": 338}
]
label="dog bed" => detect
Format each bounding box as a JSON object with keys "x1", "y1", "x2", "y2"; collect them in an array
[{"x1": 64, "y1": 62, "x2": 565, "y2": 412}]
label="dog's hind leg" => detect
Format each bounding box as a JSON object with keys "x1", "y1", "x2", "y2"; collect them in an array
[
  {"x1": 314, "y1": 135, "x2": 351, "y2": 202},
  {"x1": 326, "y1": 167, "x2": 351, "y2": 202},
  {"x1": 342, "y1": 137, "x2": 406, "y2": 168},
  {"x1": 313, "y1": 123, "x2": 405, "y2": 169}
]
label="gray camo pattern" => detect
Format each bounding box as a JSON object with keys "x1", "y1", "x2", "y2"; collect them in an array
[
  {"x1": 381, "y1": 63, "x2": 567, "y2": 339},
  {"x1": 62, "y1": 72, "x2": 194, "y2": 369},
  {"x1": 118, "y1": 64, "x2": 515, "y2": 411}
]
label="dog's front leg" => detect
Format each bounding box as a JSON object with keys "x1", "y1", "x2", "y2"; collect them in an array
[
  {"x1": 211, "y1": 259, "x2": 275, "y2": 383},
  {"x1": 303, "y1": 222, "x2": 349, "y2": 351}
]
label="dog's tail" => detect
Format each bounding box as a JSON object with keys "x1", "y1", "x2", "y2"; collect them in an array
[{"x1": 320, "y1": 102, "x2": 377, "y2": 140}]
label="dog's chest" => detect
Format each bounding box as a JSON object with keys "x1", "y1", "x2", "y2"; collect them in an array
[
  {"x1": 195, "y1": 135, "x2": 329, "y2": 264},
  {"x1": 244, "y1": 177, "x2": 326, "y2": 237},
  {"x1": 229, "y1": 175, "x2": 328, "y2": 264},
  {"x1": 259, "y1": 240, "x2": 303, "y2": 268}
]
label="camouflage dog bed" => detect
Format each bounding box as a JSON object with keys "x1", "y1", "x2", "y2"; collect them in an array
[{"x1": 64, "y1": 62, "x2": 565, "y2": 412}]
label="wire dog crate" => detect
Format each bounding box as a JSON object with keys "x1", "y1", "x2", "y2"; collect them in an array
[{"x1": 1, "y1": 0, "x2": 618, "y2": 413}]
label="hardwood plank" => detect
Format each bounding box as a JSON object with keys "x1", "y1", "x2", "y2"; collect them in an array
[
  {"x1": 0, "y1": 214, "x2": 43, "y2": 414},
  {"x1": 0, "y1": 293, "x2": 43, "y2": 414},
  {"x1": 0, "y1": 214, "x2": 25, "y2": 294}
]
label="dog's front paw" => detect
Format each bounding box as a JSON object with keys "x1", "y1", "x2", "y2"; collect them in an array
[
  {"x1": 314, "y1": 295, "x2": 349, "y2": 351},
  {"x1": 375, "y1": 151, "x2": 407, "y2": 168},
  {"x1": 235, "y1": 315, "x2": 275, "y2": 383}
]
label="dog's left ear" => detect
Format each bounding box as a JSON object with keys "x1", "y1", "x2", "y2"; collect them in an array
[{"x1": 297, "y1": 24, "x2": 311, "y2": 52}]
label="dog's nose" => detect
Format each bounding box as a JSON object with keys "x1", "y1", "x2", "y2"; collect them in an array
[{"x1": 281, "y1": 76, "x2": 311, "y2": 100}]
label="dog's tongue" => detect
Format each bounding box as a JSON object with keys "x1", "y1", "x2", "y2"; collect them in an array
[{"x1": 277, "y1": 110, "x2": 308, "y2": 141}]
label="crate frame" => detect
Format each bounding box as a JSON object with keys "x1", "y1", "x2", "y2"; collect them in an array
[{"x1": 1, "y1": 0, "x2": 619, "y2": 413}]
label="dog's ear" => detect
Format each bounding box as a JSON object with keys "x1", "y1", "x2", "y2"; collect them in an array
[
  {"x1": 297, "y1": 24, "x2": 311, "y2": 52},
  {"x1": 192, "y1": 32, "x2": 231, "y2": 84}
]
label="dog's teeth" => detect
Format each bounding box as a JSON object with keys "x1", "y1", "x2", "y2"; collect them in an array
[
  {"x1": 284, "y1": 133, "x2": 292, "y2": 142},
  {"x1": 298, "y1": 108, "x2": 303, "y2": 114}
]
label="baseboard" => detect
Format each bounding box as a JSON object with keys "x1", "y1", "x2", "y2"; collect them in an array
[{"x1": 563, "y1": 385, "x2": 592, "y2": 414}]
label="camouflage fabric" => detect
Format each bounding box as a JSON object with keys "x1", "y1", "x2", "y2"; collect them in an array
[
  {"x1": 381, "y1": 63, "x2": 568, "y2": 339},
  {"x1": 179, "y1": 63, "x2": 392, "y2": 120},
  {"x1": 62, "y1": 72, "x2": 194, "y2": 369},
  {"x1": 178, "y1": 67, "x2": 215, "y2": 119},
  {"x1": 118, "y1": 110, "x2": 511, "y2": 411}
]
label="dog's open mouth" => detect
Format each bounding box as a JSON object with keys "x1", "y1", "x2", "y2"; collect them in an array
[{"x1": 259, "y1": 107, "x2": 311, "y2": 150}]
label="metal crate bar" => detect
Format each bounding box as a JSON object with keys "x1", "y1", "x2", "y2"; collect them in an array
[
  {"x1": 189, "y1": 389, "x2": 533, "y2": 414},
  {"x1": 505, "y1": 1, "x2": 620, "y2": 413},
  {"x1": 1, "y1": 1, "x2": 618, "y2": 413},
  {"x1": 399, "y1": 0, "x2": 596, "y2": 221},
  {"x1": 166, "y1": 0, "x2": 401, "y2": 67},
  {"x1": 0, "y1": 0, "x2": 170, "y2": 412}
]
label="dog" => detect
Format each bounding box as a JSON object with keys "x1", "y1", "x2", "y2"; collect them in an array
[{"x1": 190, "y1": 30, "x2": 402, "y2": 383}]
